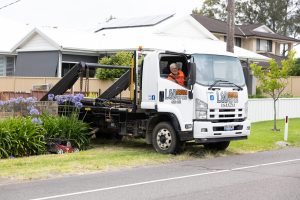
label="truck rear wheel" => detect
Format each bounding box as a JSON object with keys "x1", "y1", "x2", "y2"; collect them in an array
[
  {"x1": 152, "y1": 122, "x2": 179, "y2": 154},
  {"x1": 204, "y1": 141, "x2": 230, "y2": 151}
]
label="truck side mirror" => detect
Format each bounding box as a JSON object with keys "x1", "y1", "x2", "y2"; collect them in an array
[{"x1": 187, "y1": 62, "x2": 196, "y2": 89}]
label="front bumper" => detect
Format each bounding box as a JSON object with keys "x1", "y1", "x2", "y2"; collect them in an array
[{"x1": 193, "y1": 119, "x2": 251, "y2": 140}]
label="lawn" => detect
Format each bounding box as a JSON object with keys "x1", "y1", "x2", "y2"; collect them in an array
[
  {"x1": 228, "y1": 118, "x2": 300, "y2": 153},
  {"x1": 0, "y1": 118, "x2": 299, "y2": 180}
]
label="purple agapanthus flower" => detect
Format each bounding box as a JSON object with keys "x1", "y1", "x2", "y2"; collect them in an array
[
  {"x1": 72, "y1": 95, "x2": 81, "y2": 103},
  {"x1": 75, "y1": 93, "x2": 84, "y2": 101},
  {"x1": 26, "y1": 97, "x2": 37, "y2": 103},
  {"x1": 0, "y1": 101, "x2": 4, "y2": 106},
  {"x1": 29, "y1": 108, "x2": 40, "y2": 115},
  {"x1": 75, "y1": 102, "x2": 83, "y2": 109},
  {"x1": 32, "y1": 117, "x2": 43, "y2": 125},
  {"x1": 55, "y1": 96, "x2": 65, "y2": 104},
  {"x1": 48, "y1": 94, "x2": 55, "y2": 101},
  {"x1": 66, "y1": 94, "x2": 73, "y2": 102}
]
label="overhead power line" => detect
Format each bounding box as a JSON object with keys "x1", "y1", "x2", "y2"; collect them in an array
[{"x1": 0, "y1": 0, "x2": 21, "y2": 11}]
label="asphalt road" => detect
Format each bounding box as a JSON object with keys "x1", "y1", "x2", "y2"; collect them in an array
[{"x1": 1, "y1": 147, "x2": 300, "y2": 200}]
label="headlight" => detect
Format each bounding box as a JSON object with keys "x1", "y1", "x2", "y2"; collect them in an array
[
  {"x1": 195, "y1": 98, "x2": 208, "y2": 119},
  {"x1": 244, "y1": 101, "x2": 248, "y2": 118}
]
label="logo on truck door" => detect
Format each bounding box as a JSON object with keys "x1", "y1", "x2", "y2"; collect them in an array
[
  {"x1": 165, "y1": 89, "x2": 188, "y2": 104},
  {"x1": 217, "y1": 91, "x2": 238, "y2": 107}
]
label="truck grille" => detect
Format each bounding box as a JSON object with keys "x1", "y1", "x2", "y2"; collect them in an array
[
  {"x1": 213, "y1": 125, "x2": 243, "y2": 131},
  {"x1": 208, "y1": 108, "x2": 244, "y2": 123}
]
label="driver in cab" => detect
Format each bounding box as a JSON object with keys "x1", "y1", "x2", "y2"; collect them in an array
[{"x1": 167, "y1": 63, "x2": 185, "y2": 86}]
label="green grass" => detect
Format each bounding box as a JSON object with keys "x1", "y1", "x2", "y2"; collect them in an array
[
  {"x1": 0, "y1": 118, "x2": 300, "y2": 180},
  {"x1": 228, "y1": 118, "x2": 300, "y2": 153}
]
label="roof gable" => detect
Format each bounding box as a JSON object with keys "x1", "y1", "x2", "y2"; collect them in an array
[
  {"x1": 95, "y1": 14, "x2": 174, "y2": 32},
  {"x1": 155, "y1": 15, "x2": 218, "y2": 40},
  {"x1": 12, "y1": 28, "x2": 60, "y2": 52},
  {"x1": 96, "y1": 15, "x2": 218, "y2": 41},
  {"x1": 18, "y1": 32, "x2": 58, "y2": 51},
  {"x1": 253, "y1": 25, "x2": 274, "y2": 34}
]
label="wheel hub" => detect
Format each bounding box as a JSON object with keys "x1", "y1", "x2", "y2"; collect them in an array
[{"x1": 156, "y1": 128, "x2": 172, "y2": 150}]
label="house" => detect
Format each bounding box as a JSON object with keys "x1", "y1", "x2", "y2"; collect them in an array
[
  {"x1": 94, "y1": 14, "x2": 267, "y2": 61},
  {"x1": 10, "y1": 14, "x2": 267, "y2": 78},
  {"x1": 11, "y1": 27, "x2": 100, "y2": 77},
  {"x1": 94, "y1": 14, "x2": 268, "y2": 95},
  {"x1": 191, "y1": 15, "x2": 300, "y2": 57},
  {"x1": 1, "y1": 14, "x2": 270, "y2": 96}
]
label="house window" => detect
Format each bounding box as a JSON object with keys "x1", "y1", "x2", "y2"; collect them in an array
[
  {"x1": 256, "y1": 39, "x2": 272, "y2": 52},
  {"x1": 223, "y1": 36, "x2": 242, "y2": 47},
  {"x1": 235, "y1": 38, "x2": 242, "y2": 47},
  {"x1": 6, "y1": 57, "x2": 15, "y2": 76},
  {"x1": 0, "y1": 56, "x2": 15, "y2": 76},
  {"x1": 0, "y1": 56, "x2": 5, "y2": 76}
]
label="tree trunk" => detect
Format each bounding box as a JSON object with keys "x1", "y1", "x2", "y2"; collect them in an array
[
  {"x1": 226, "y1": 0, "x2": 235, "y2": 53},
  {"x1": 273, "y1": 99, "x2": 279, "y2": 131}
]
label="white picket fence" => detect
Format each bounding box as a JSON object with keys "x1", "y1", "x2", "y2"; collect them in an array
[{"x1": 248, "y1": 98, "x2": 300, "y2": 122}]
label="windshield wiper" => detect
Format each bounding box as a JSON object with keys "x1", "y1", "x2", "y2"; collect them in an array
[
  {"x1": 209, "y1": 80, "x2": 243, "y2": 91},
  {"x1": 208, "y1": 79, "x2": 228, "y2": 90},
  {"x1": 227, "y1": 81, "x2": 243, "y2": 91}
]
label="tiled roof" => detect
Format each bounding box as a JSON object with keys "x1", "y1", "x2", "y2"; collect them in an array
[
  {"x1": 191, "y1": 14, "x2": 300, "y2": 43},
  {"x1": 258, "y1": 52, "x2": 286, "y2": 67},
  {"x1": 191, "y1": 15, "x2": 245, "y2": 36}
]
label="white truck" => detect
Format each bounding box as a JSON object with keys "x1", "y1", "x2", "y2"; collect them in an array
[{"x1": 42, "y1": 49, "x2": 251, "y2": 154}]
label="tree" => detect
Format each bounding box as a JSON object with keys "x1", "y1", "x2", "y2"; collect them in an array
[
  {"x1": 95, "y1": 52, "x2": 132, "y2": 80},
  {"x1": 250, "y1": 51, "x2": 296, "y2": 131},
  {"x1": 289, "y1": 57, "x2": 300, "y2": 76},
  {"x1": 192, "y1": 0, "x2": 227, "y2": 20},
  {"x1": 226, "y1": 0, "x2": 235, "y2": 53}
]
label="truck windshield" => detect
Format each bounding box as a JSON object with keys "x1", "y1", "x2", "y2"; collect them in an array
[{"x1": 192, "y1": 54, "x2": 245, "y2": 87}]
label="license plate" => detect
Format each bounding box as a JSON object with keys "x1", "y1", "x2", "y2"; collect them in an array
[{"x1": 224, "y1": 125, "x2": 234, "y2": 131}]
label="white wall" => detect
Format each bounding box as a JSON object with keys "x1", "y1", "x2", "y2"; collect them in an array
[{"x1": 248, "y1": 98, "x2": 300, "y2": 122}]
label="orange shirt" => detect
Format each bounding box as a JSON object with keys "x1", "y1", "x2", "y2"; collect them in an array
[{"x1": 167, "y1": 70, "x2": 185, "y2": 86}]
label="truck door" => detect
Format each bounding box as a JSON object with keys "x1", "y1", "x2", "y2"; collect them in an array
[{"x1": 156, "y1": 53, "x2": 194, "y2": 132}]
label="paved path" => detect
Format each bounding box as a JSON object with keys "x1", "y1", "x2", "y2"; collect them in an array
[{"x1": 1, "y1": 147, "x2": 300, "y2": 200}]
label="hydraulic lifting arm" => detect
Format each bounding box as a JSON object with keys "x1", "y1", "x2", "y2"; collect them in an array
[{"x1": 40, "y1": 62, "x2": 131, "y2": 101}]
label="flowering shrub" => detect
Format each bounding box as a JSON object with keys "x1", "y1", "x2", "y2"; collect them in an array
[
  {"x1": 48, "y1": 93, "x2": 84, "y2": 116},
  {"x1": 0, "y1": 97, "x2": 37, "y2": 117},
  {"x1": 0, "y1": 95, "x2": 91, "y2": 158},
  {"x1": 44, "y1": 93, "x2": 90, "y2": 149},
  {"x1": 0, "y1": 117, "x2": 46, "y2": 158},
  {"x1": 41, "y1": 113, "x2": 91, "y2": 150}
]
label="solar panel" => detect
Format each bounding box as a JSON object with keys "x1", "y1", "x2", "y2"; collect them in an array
[{"x1": 95, "y1": 14, "x2": 174, "y2": 32}]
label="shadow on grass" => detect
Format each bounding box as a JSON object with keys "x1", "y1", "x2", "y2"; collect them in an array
[{"x1": 90, "y1": 137, "x2": 234, "y2": 159}]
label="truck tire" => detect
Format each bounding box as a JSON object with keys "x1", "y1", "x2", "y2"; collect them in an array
[
  {"x1": 152, "y1": 122, "x2": 179, "y2": 154},
  {"x1": 204, "y1": 141, "x2": 230, "y2": 151}
]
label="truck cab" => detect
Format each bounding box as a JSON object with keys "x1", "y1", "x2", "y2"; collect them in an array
[{"x1": 141, "y1": 50, "x2": 250, "y2": 153}]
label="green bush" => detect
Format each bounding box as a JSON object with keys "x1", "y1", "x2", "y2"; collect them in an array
[
  {"x1": 249, "y1": 86, "x2": 267, "y2": 98},
  {"x1": 41, "y1": 114, "x2": 91, "y2": 150},
  {"x1": 0, "y1": 117, "x2": 46, "y2": 158},
  {"x1": 95, "y1": 52, "x2": 132, "y2": 80}
]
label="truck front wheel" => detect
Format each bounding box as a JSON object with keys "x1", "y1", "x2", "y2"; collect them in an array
[
  {"x1": 152, "y1": 122, "x2": 179, "y2": 154},
  {"x1": 204, "y1": 141, "x2": 230, "y2": 151}
]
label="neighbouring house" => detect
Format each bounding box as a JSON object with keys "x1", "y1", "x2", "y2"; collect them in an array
[
  {"x1": 11, "y1": 27, "x2": 100, "y2": 77},
  {"x1": 191, "y1": 14, "x2": 300, "y2": 58},
  {"x1": 191, "y1": 14, "x2": 300, "y2": 94}
]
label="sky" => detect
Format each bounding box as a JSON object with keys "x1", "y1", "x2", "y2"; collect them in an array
[{"x1": 0, "y1": 0, "x2": 201, "y2": 30}]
